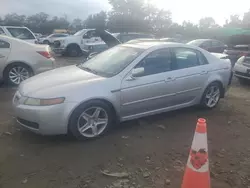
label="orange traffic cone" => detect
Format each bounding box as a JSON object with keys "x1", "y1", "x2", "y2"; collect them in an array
[{"x1": 181, "y1": 118, "x2": 210, "y2": 188}]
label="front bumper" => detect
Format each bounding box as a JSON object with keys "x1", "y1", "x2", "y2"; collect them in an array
[
  {"x1": 233, "y1": 63, "x2": 250, "y2": 80},
  {"x1": 13, "y1": 98, "x2": 77, "y2": 135}
]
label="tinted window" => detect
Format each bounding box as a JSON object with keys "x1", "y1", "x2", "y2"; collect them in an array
[
  {"x1": 134, "y1": 49, "x2": 172, "y2": 76},
  {"x1": 83, "y1": 30, "x2": 97, "y2": 39},
  {"x1": 0, "y1": 40, "x2": 10, "y2": 48},
  {"x1": 7, "y1": 28, "x2": 35, "y2": 40},
  {"x1": 173, "y1": 48, "x2": 202, "y2": 69},
  {"x1": 212, "y1": 40, "x2": 223, "y2": 47},
  {"x1": 0, "y1": 28, "x2": 6, "y2": 35},
  {"x1": 201, "y1": 41, "x2": 211, "y2": 48}
]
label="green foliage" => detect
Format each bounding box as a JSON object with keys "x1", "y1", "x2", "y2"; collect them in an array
[{"x1": 1, "y1": 2, "x2": 250, "y2": 41}]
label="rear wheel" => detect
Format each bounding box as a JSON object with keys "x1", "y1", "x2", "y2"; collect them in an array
[
  {"x1": 4, "y1": 63, "x2": 33, "y2": 86},
  {"x1": 201, "y1": 82, "x2": 221, "y2": 109},
  {"x1": 68, "y1": 100, "x2": 114, "y2": 140}
]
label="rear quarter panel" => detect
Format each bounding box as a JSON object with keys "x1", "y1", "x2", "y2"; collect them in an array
[
  {"x1": 6, "y1": 42, "x2": 53, "y2": 74},
  {"x1": 203, "y1": 50, "x2": 232, "y2": 91}
]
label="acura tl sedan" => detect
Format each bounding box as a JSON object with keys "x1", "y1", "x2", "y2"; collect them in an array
[{"x1": 13, "y1": 42, "x2": 232, "y2": 140}]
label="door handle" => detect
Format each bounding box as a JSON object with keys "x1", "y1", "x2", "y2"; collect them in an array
[
  {"x1": 165, "y1": 77, "x2": 175, "y2": 82},
  {"x1": 200, "y1": 70, "x2": 208, "y2": 75}
]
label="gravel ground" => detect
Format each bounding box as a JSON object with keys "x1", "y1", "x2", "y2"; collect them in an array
[{"x1": 0, "y1": 56, "x2": 250, "y2": 188}]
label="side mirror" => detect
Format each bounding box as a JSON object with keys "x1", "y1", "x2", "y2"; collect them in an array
[{"x1": 132, "y1": 67, "x2": 144, "y2": 77}]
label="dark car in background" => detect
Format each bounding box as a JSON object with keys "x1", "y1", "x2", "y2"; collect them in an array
[
  {"x1": 187, "y1": 39, "x2": 227, "y2": 53},
  {"x1": 224, "y1": 45, "x2": 250, "y2": 64}
]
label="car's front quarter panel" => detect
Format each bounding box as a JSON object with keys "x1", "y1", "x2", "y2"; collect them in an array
[{"x1": 64, "y1": 75, "x2": 123, "y2": 120}]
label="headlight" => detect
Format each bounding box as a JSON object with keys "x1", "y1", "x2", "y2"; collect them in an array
[{"x1": 24, "y1": 97, "x2": 65, "y2": 106}]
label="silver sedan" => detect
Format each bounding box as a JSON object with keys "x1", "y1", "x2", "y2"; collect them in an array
[{"x1": 13, "y1": 42, "x2": 232, "y2": 140}]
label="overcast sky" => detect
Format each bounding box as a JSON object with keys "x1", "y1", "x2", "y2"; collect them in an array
[{"x1": 1, "y1": 0, "x2": 250, "y2": 25}]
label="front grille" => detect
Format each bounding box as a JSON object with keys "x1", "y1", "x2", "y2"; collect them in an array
[
  {"x1": 235, "y1": 71, "x2": 250, "y2": 78},
  {"x1": 53, "y1": 41, "x2": 61, "y2": 48},
  {"x1": 17, "y1": 118, "x2": 39, "y2": 129}
]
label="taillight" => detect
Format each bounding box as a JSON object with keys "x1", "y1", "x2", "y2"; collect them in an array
[
  {"x1": 239, "y1": 52, "x2": 248, "y2": 57},
  {"x1": 37, "y1": 51, "x2": 51, "y2": 59}
]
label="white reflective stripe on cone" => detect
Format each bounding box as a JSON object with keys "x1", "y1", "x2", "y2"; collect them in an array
[{"x1": 191, "y1": 132, "x2": 208, "y2": 151}]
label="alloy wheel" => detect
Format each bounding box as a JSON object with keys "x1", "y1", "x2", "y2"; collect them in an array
[
  {"x1": 9, "y1": 66, "x2": 30, "y2": 85},
  {"x1": 77, "y1": 107, "x2": 108, "y2": 138},
  {"x1": 205, "y1": 85, "x2": 220, "y2": 108}
]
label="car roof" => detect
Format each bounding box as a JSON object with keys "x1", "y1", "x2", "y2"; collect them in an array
[{"x1": 122, "y1": 41, "x2": 197, "y2": 50}]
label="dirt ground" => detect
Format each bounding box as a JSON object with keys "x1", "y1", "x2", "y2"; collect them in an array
[{"x1": 1, "y1": 56, "x2": 250, "y2": 188}]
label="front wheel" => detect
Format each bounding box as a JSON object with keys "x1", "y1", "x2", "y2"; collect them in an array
[
  {"x1": 68, "y1": 100, "x2": 114, "y2": 140},
  {"x1": 237, "y1": 77, "x2": 249, "y2": 85},
  {"x1": 201, "y1": 82, "x2": 221, "y2": 109},
  {"x1": 66, "y1": 45, "x2": 81, "y2": 57}
]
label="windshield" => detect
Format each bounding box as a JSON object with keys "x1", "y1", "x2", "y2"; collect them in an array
[
  {"x1": 79, "y1": 46, "x2": 143, "y2": 77},
  {"x1": 74, "y1": 30, "x2": 84, "y2": 36}
]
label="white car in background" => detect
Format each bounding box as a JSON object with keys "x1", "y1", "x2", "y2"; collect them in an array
[
  {"x1": 0, "y1": 26, "x2": 37, "y2": 44},
  {"x1": 233, "y1": 56, "x2": 250, "y2": 83},
  {"x1": 53, "y1": 29, "x2": 102, "y2": 57},
  {"x1": 38, "y1": 33, "x2": 69, "y2": 44},
  {"x1": 0, "y1": 35, "x2": 55, "y2": 86}
]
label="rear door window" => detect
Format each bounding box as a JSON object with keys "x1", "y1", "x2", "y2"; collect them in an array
[
  {"x1": 7, "y1": 28, "x2": 35, "y2": 40},
  {"x1": 172, "y1": 48, "x2": 206, "y2": 69}
]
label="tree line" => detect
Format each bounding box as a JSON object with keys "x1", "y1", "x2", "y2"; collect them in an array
[{"x1": 1, "y1": 0, "x2": 250, "y2": 41}]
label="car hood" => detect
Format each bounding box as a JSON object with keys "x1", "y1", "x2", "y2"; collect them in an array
[
  {"x1": 96, "y1": 30, "x2": 121, "y2": 47},
  {"x1": 19, "y1": 65, "x2": 104, "y2": 96}
]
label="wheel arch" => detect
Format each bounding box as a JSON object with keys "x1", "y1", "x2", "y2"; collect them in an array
[
  {"x1": 3, "y1": 61, "x2": 34, "y2": 76},
  {"x1": 205, "y1": 80, "x2": 225, "y2": 98},
  {"x1": 67, "y1": 98, "x2": 119, "y2": 129},
  {"x1": 66, "y1": 43, "x2": 81, "y2": 49}
]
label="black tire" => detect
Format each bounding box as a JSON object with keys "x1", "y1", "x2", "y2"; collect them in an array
[
  {"x1": 68, "y1": 100, "x2": 115, "y2": 140},
  {"x1": 200, "y1": 82, "x2": 222, "y2": 109},
  {"x1": 66, "y1": 44, "x2": 81, "y2": 57},
  {"x1": 3, "y1": 63, "x2": 33, "y2": 86},
  {"x1": 237, "y1": 77, "x2": 249, "y2": 85}
]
